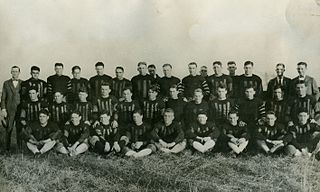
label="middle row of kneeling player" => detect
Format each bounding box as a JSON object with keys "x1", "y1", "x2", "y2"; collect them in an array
[{"x1": 22, "y1": 106, "x2": 320, "y2": 158}]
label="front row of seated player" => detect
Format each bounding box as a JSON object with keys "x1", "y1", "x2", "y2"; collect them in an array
[{"x1": 21, "y1": 107, "x2": 320, "y2": 159}]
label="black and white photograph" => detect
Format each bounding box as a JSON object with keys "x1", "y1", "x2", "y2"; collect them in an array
[{"x1": 1, "y1": 0, "x2": 320, "y2": 191}]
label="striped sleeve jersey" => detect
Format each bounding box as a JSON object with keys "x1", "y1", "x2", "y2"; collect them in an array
[
  {"x1": 186, "y1": 121, "x2": 220, "y2": 141},
  {"x1": 131, "y1": 74, "x2": 154, "y2": 100},
  {"x1": 62, "y1": 122, "x2": 90, "y2": 146},
  {"x1": 49, "y1": 102, "x2": 72, "y2": 127},
  {"x1": 221, "y1": 122, "x2": 249, "y2": 140},
  {"x1": 141, "y1": 99, "x2": 165, "y2": 125},
  {"x1": 151, "y1": 121, "x2": 184, "y2": 144},
  {"x1": 73, "y1": 101, "x2": 94, "y2": 123},
  {"x1": 209, "y1": 98, "x2": 234, "y2": 124},
  {"x1": 20, "y1": 78, "x2": 48, "y2": 102},
  {"x1": 20, "y1": 101, "x2": 49, "y2": 123},
  {"x1": 115, "y1": 100, "x2": 141, "y2": 125},
  {"x1": 256, "y1": 123, "x2": 287, "y2": 142},
  {"x1": 124, "y1": 122, "x2": 152, "y2": 144},
  {"x1": 179, "y1": 75, "x2": 210, "y2": 99},
  {"x1": 206, "y1": 74, "x2": 233, "y2": 98},
  {"x1": 287, "y1": 122, "x2": 320, "y2": 150},
  {"x1": 89, "y1": 74, "x2": 113, "y2": 100},
  {"x1": 236, "y1": 74, "x2": 263, "y2": 98},
  {"x1": 93, "y1": 124, "x2": 120, "y2": 143},
  {"x1": 94, "y1": 95, "x2": 118, "y2": 117},
  {"x1": 234, "y1": 98, "x2": 265, "y2": 124},
  {"x1": 112, "y1": 78, "x2": 132, "y2": 100}
]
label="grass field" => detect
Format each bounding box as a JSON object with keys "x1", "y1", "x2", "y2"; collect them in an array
[
  {"x1": 1, "y1": 127, "x2": 320, "y2": 192},
  {"x1": 0, "y1": 150, "x2": 320, "y2": 192}
]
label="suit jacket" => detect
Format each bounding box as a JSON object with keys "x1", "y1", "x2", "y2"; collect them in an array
[
  {"x1": 266, "y1": 76, "x2": 291, "y2": 99},
  {"x1": 291, "y1": 75, "x2": 320, "y2": 101},
  {"x1": 1, "y1": 79, "x2": 22, "y2": 122}
]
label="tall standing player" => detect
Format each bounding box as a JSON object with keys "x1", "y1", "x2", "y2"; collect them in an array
[
  {"x1": 20, "y1": 66, "x2": 47, "y2": 102},
  {"x1": 236, "y1": 61, "x2": 263, "y2": 99},
  {"x1": 179, "y1": 62, "x2": 210, "y2": 101},
  {"x1": 89, "y1": 62, "x2": 113, "y2": 101},
  {"x1": 158, "y1": 64, "x2": 180, "y2": 99},
  {"x1": 131, "y1": 62, "x2": 155, "y2": 102},
  {"x1": 1, "y1": 66, "x2": 22, "y2": 151},
  {"x1": 70, "y1": 66, "x2": 90, "y2": 103},
  {"x1": 47, "y1": 63, "x2": 71, "y2": 103},
  {"x1": 112, "y1": 66, "x2": 131, "y2": 100}
]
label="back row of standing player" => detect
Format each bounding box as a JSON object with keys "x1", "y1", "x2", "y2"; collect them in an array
[{"x1": 1, "y1": 61, "x2": 320, "y2": 158}]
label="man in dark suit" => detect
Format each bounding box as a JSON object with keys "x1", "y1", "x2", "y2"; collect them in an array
[
  {"x1": 291, "y1": 62, "x2": 319, "y2": 101},
  {"x1": 1, "y1": 66, "x2": 22, "y2": 151},
  {"x1": 266, "y1": 63, "x2": 291, "y2": 100}
]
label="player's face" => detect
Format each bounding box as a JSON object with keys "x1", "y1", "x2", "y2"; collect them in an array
[
  {"x1": 133, "y1": 113, "x2": 143, "y2": 124},
  {"x1": 197, "y1": 114, "x2": 207, "y2": 125},
  {"x1": 78, "y1": 92, "x2": 88, "y2": 101},
  {"x1": 228, "y1": 113, "x2": 239, "y2": 125},
  {"x1": 163, "y1": 66, "x2": 172, "y2": 77},
  {"x1": 39, "y1": 113, "x2": 49, "y2": 124},
  {"x1": 200, "y1": 67, "x2": 207, "y2": 77},
  {"x1": 55, "y1": 66, "x2": 63, "y2": 76},
  {"x1": 148, "y1": 67, "x2": 156, "y2": 76},
  {"x1": 95, "y1": 66, "x2": 104, "y2": 76},
  {"x1": 296, "y1": 83, "x2": 307, "y2": 96},
  {"x1": 31, "y1": 70, "x2": 40, "y2": 79},
  {"x1": 227, "y1": 64, "x2": 236, "y2": 74},
  {"x1": 274, "y1": 88, "x2": 283, "y2": 100},
  {"x1": 115, "y1": 68, "x2": 124, "y2": 79},
  {"x1": 70, "y1": 113, "x2": 81, "y2": 125},
  {"x1": 100, "y1": 114, "x2": 111, "y2": 125},
  {"x1": 188, "y1": 64, "x2": 197, "y2": 76},
  {"x1": 266, "y1": 114, "x2": 277, "y2": 126},
  {"x1": 123, "y1": 89, "x2": 132, "y2": 101},
  {"x1": 163, "y1": 112, "x2": 174, "y2": 125},
  {"x1": 275, "y1": 65, "x2": 285, "y2": 76},
  {"x1": 245, "y1": 88, "x2": 255, "y2": 99},
  {"x1": 213, "y1": 64, "x2": 222, "y2": 75},
  {"x1": 72, "y1": 69, "x2": 81, "y2": 79},
  {"x1": 217, "y1": 88, "x2": 227, "y2": 99},
  {"x1": 29, "y1": 90, "x2": 39, "y2": 101},
  {"x1": 297, "y1": 65, "x2": 306, "y2": 76},
  {"x1": 244, "y1": 64, "x2": 253, "y2": 75},
  {"x1": 169, "y1": 88, "x2": 179, "y2": 99},
  {"x1": 101, "y1": 85, "x2": 111, "y2": 97},
  {"x1": 54, "y1": 92, "x2": 64, "y2": 103},
  {"x1": 11, "y1": 67, "x2": 20, "y2": 79},
  {"x1": 298, "y1": 112, "x2": 309, "y2": 125},
  {"x1": 148, "y1": 90, "x2": 158, "y2": 100},
  {"x1": 194, "y1": 92, "x2": 203, "y2": 103},
  {"x1": 137, "y1": 64, "x2": 147, "y2": 75}
]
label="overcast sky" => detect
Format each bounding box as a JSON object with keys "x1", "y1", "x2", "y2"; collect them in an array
[{"x1": 0, "y1": 0, "x2": 320, "y2": 89}]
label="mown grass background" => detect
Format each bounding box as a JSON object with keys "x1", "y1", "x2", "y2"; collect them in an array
[{"x1": 1, "y1": 125, "x2": 320, "y2": 192}]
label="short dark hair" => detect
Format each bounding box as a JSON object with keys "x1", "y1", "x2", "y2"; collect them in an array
[
  {"x1": 72, "y1": 66, "x2": 81, "y2": 72},
  {"x1": 39, "y1": 109, "x2": 49, "y2": 116},
  {"x1": 295, "y1": 80, "x2": 307, "y2": 87},
  {"x1": 244, "y1": 61, "x2": 254, "y2": 67},
  {"x1": 227, "y1": 61, "x2": 236, "y2": 65},
  {"x1": 116, "y1": 66, "x2": 124, "y2": 72},
  {"x1": 78, "y1": 87, "x2": 88, "y2": 93},
  {"x1": 148, "y1": 84, "x2": 160, "y2": 93},
  {"x1": 31, "y1": 66, "x2": 40, "y2": 72},
  {"x1": 148, "y1": 64, "x2": 156, "y2": 69},
  {"x1": 265, "y1": 110, "x2": 276, "y2": 116},
  {"x1": 54, "y1": 91, "x2": 64, "y2": 96},
  {"x1": 297, "y1": 62, "x2": 307, "y2": 68},
  {"x1": 164, "y1": 108, "x2": 175, "y2": 115},
  {"x1": 276, "y1": 63, "x2": 285, "y2": 69},
  {"x1": 28, "y1": 86, "x2": 38, "y2": 92},
  {"x1": 54, "y1": 63, "x2": 64, "y2": 68},
  {"x1": 123, "y1": 86, "x2": 132, "y2": 93},
  {"x1": 169, "y1": 84, "x2": 178, "y2": 90},
  {"x1": 274, "y1": 85, "x2": 284, "y2": 91},
  {"x1": 162, "y1": 63, "x2": 172, "y2": 68},
  {"x1": 228, "y1": 110, "x2": 238, "y2": 116},
  {"x1": 133, "y1": 109, "x2": 143, "y2": 116},
  {"x1": 213, "y1": 61, "x2": 222, "y2": 66},
  {"x1": 99, "y1": 110, "x2": 111, "y2": 117},
  {"x1": 197, "y1": 110, "x2": 208, "y2": 117},
  {"x1": 95, "y1": 62, "x2": 104, "y2": 68},
  {"x1": 188, "y1": 62, "x2": 197, "y2": 67},
  {"x1": 100, "y1": 82, "x2": 111, "y2": 88},
  {"x1": 71, "y1": 110, "x2": 82, "y2": 117},
  {"x1": 297, "y1": 108, "x2": 308, "y2": 115},
  {"x1": 138, "y1": 62, "x2": 147, "y2": 67},
  {"x1": 11, "y1": 66, "x2": 20, "y2": 72}
]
